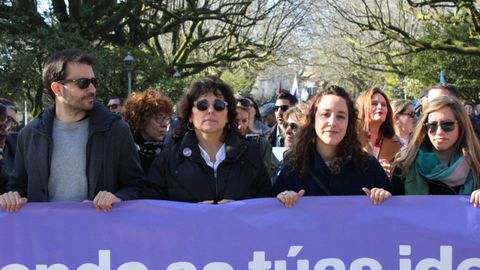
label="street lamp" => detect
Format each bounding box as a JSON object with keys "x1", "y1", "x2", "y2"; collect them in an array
[{"x1": 123, "y1": 53, "x2": 134, "y2": 96}]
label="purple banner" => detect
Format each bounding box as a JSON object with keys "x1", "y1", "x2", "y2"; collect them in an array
[{"x1": 1, "y1": 196, "x2": 480, "y2": 270}]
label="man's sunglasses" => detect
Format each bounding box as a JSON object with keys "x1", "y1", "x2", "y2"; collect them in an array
[
  {"x1": 400, "y1": 111, "x2": 416, "y2": 119},
  {"x1": 282, "y1": 122, "x2": 298, "y2": 131},
  {"x1": 275, "y1": 105, "x2": 289, "y2": 112},
  {"x1": 424, "y1": 120, "x2": 456, "y2": 133},
  {"x1": 194, "y1": 99, "x2": 228, "y2": 111},
  {"x1": 107, "y1": 104, "x2": 120, "y2": 110},
  {"x1": 57, "y1": 78, "x2": 99, "y2": 89}
]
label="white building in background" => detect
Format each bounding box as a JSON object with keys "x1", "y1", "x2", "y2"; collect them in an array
[{"x1": 250, "y1": 67, "x2": 324, "y2": 103}]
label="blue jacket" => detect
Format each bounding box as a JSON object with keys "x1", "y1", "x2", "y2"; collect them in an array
[
  {"x1": 7, "y1": 102, "x2": 144, "y2": 201},
  {"x1": 273, "y1": 148, "x2": 391, "y2": 195}
]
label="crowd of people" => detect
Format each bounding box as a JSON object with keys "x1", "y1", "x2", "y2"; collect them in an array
[{"x1": 1, "y1": 48, "x2": 480, "y2": 212}]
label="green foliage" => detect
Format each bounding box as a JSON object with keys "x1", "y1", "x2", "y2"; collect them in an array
[
  {"x1": 410, "y1": 23, "x2": 480, "y2": 101},
  {"x1": 221, "y1": 68, "x2": 256, "y2": 97}
]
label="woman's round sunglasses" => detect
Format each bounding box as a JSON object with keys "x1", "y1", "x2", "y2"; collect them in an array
[
  {"x1": 194, "y1": 99, "x2": 228, "y2": 111},
  {"x1": 57, "y1": 78, "x2": 99, "y2": 89}
]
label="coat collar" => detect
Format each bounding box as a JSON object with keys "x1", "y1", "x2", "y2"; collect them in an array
[
  {"x1": 177, "y1": 131, "x2": 247, "y2": 163},
  {"x1": 34, "y1": 101, "x2": 121, "y2": 137}
]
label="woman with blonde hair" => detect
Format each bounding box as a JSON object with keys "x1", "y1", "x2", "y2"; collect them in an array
[
  {"x1": 391, "y1": 99, "x2": 417, "y2": 151},
  {"x1": 281, "y1": 104, "x2": 308, "y2": 149},
  {"x1": 356, "y1": 87, "x2": 402, "y2": 175},
  {"x1": 392, "y1": 96, "x2": 480, "y2": 207}
]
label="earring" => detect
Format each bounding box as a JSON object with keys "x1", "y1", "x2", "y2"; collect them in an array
[{"x1": 187, "y1": 122, "x2": 194, "y2": 131}]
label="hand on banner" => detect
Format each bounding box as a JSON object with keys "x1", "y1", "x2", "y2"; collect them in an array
[
  {"x1": 470, "y1": 189, "x2": 480, "y2": 207},
  {"x1": 217, "y1": 199, "x2": 234, "y2": 204},
  {"x1": 198, "y1": 200, "x2": 215, "y2": 204},
  {"x1": 362, "y1": 187, "x2": 391, "y2": 205},
  {"x1": 197, "y1": 199, "x2": 235, "y2": 204},
  {"x1": 93, "y1": 191, "x2": 121, "y2": 212},
  {"x1": 0, "y1": 191, "x2": 28, "y2": 212},
  {"x1": 277, "y1": 189, "x2": 305, "y2": 208}
]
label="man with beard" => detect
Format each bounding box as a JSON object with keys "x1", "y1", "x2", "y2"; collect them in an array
[{"x1": 0, "y1": 49, "x2": 144, "y2": 212}]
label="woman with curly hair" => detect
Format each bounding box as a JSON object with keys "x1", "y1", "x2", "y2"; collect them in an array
[
  {"x1": 356, "y1": 87, "x2": 402, "y2": 175},
  {"x1": 273, "y1": 86, "x2": 391, "y2": 208},
  {"x1": 143, "y1": 77, "x2": 272, "y2": 203},
  {"x1": 392, "y1": 96, "x2": 480, "y2": 206},
  {"x1": 123, "y1": 89, "x2": 173, "y2": 172}
]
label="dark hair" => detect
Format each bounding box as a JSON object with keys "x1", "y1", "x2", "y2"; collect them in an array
[
  {"x1": 108, "y1": 96, "x2": 124, "y2": 105},
  {"x1": 237, "y1": 98, "x2": 252, "y2": 109},
  {"x1": 123, "y1": 89, "x2": 173, "y2": 136},
  {"x1": 244, "y1": 96, "x2": 262, "y2": 122},
  {"x1": 42, "y1": 49, "x2": 96, "y2": 99},
  {"x1": 0, "y1": 104, "x2": 6, "y2": 121},
  {"x1": 277, "y1": 92, "x2": 298, "y2": 106},
  {"x1": 174, "y1": 77, "x2": 238, "y2": 139},
  {"x1": 429, "y1": 84, "x2": 458, "y2": 97},
  {"x1": 356, "y1": 87, "x2": 396, "y2": 139},
  {"x1": 0, "y1": 98, "x2": 17, "y2": 113},
  {"x1": 287, "y1": 86, "x2": 370, "y2": 175}
]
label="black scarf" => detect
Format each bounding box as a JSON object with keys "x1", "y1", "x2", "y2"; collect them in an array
[{"x1": 134, "y1": 134, "x2": 163, "y2": 158}]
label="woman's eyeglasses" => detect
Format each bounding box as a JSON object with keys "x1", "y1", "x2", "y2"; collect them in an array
[
  {"x1": 275, "y1": 105, "x2": 290, "y2": 112},
  {"x1": 282, "y1": 122, "x2": 298, "y2": 131},
  {"x1": 400, "y1": 111, "x2": 416, "y2": 119},
  {"x1": 57, "y1": 78, "x2": 99, "y2": 89},
  {"x1": 194, "y1": 99, "x2": 228, "y2": 111},
  {"x1": 151, "y1": 115, "x2": 171, "y2": 124},
  {"x1": 424, "y1": 120, "x2": 456, "y2": 133}
]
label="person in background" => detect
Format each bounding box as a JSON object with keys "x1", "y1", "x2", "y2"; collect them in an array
[
  {"x1": 123, "y1": 89, "x2": 173, "y2": 173},
  {"x1": 392, "y1": 96, "x2": 480, "y2": 207},
  {"x1": 268, "y1": 92, "x2": 298, "y2": 147},
  {"x1": 274, "y1": 86, "x2": 391, "y2": 208},
  {"x1": 414, "y1": 89, "x2": 428, "y2": 118},
  {"x1": 260, "y1": 102, "x2": 276, "y2": 127},
  {"x1": 236, "y1": 99, "x2": 278, "y2": 177},
  {"x1": 391, "y1": 100, "x2": 417, "y2": 151},
  {"x1": 143, "y1": 77, "x2": 272, "y2": 203},
  {"x1": 463, "y1": 100, "x2": 480, "y2": 139},
  {"x1": 244, "y1": 96, "x2": 271, "y2": 136},
  {"x1": 0, "y1": 98, "x2": 19, "y2": 177},
  {"x1": 464, "y1": 101, "x2": 475, "y2": 117},
  {"x1": 475, "y1": 100, "x2": 480, "y2": 116},
  {"x1": 427, "y1": 84, "x2": 457, "y2": 102},
  {"x1": 0, "y1": 104, "x2": 8, "y2": 193},
  {"x1": 356, "y1": 87, "x2": 402, "y2": 176},
  {"x1": 107, "y1": 96, "x2": 124, "y2": 114},
  {"x1": 282, "y1": 104, "x2": 307, "y2": 149},
  {"x1": 0, "y1": 49, "x2": 144, "y2": 212}
]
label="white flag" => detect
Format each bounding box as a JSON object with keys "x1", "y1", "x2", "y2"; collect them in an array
[
  {"x1": 291, "y1": 75, "x2": 299, "y2": 97},
  {"x1": 301, "y1": 87, "x2": 309, "y2": 101}
]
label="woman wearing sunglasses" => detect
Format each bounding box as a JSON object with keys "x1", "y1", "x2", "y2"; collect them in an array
[
  {"x1": 391, "y1": 99, "x2": 417, "y2": 151},
  {"x1": 273, "y1": 86, "x2": 391, "y2": 208},
  {"x1": 123, "y1": 89, "x2": 173, "y2": 173},
  {"x1": 392, "y1": 96, "x2": 480, "y2": 206},
  {"x1": 143, "y1": 77, "x2": 272, "y2": 203},
  {"x1": 356, "y1": 87, "x2": 402, "y2": 176}
]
